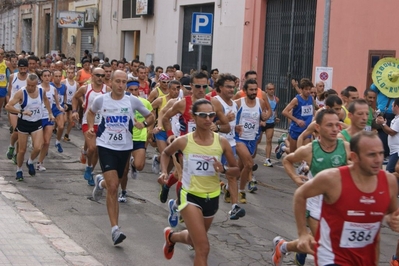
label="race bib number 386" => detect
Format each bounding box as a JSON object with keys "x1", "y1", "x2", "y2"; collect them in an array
[{"x1": 339, "y1": 221, "x2": 380, "y2": 248}]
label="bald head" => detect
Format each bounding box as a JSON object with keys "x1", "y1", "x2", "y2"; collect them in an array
[{"x1": 111, "y1": 69, "x2": 128, "y2": 80}]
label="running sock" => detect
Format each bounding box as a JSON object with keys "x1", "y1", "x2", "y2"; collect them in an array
[
  {"x1": 232, "y1": 203, "x2": 237, "y2": 210},
  {"x1": 111, "y1": 225, "x2": 119, "y2": 234},
  {"x1": 176, "y1": 181, "x2": 182, "y2": 195},
  {"x1": 239, "y1": 189, "x2": 245, "y2": 193},
  {"x1": 280, "y1": 242, "x2": 288, "y2": 254},
  {"x1": 166, "y1": 173, "x2": 178, "y2": 187},
  {"x1": 225, "y1": 184, "x2": 229, "y2": 190},
  {"x1": 55, "y1": 140, "x2": 60, "y2": 145},
  {"x1": 28, "y1": 158, "x2": 33, "y2": 165},
  {"x1": 17, "y1": 167, "x2": 22, "y2": 172}
]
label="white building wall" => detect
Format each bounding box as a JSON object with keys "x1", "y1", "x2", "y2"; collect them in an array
[
  {"x1": 0, "y1": 9, "x2": 19, "y2": 52},
  {"x1": 99, "y1": 0, "x2": 245, "y2": 75}
]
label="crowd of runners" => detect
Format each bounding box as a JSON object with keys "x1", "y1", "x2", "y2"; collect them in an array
[{"x1": 1, "y1": 48, "x2": 399, "y2": 265}]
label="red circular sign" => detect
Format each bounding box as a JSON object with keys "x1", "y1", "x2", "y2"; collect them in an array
[{"x1": 320, "y1": 72, "x2": 329, "y2": 81}]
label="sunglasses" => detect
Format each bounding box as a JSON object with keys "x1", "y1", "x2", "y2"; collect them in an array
[
  {"x1": 161, "y1": 80, "x2": 170, "y2": 84},
  {"x1": 193, "y1": 84, "x2": 207, "y2": 89},
  {"x1": 94, "y1": 73, "x2": 105, "y2": 78},
  {"x1": 194, "y1": 112, "x2": 216, "y2": 118},
  {"x1": 224, "y1": 85, "x2": 235, "y2": 89},
  {"x1": 183, "y1": 85, "x2": 192, "y2": 90}
]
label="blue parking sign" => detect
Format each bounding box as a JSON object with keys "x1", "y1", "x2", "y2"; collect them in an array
[{"x1": 191, "y1": 13, "x2": 213, "y2": 35}]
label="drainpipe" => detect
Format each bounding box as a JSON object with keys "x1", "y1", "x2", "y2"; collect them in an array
[
  {"x1": 52, "y1": 0, "x2": 58, "y2": 50},
  {"x1": 321, "y1": 0, "x2": 331, "y2": 67},
  {"x1": 34, "y1": 4, "x2": 39, "y2": 55}
]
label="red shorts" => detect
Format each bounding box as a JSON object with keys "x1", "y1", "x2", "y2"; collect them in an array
[{"x1": 82, "y1": 124, "x2": 98, "y2": 133}]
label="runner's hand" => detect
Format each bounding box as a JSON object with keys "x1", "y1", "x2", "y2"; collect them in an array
[
  {"x1": 167, "y1": 135, "x2": 176, "y2": 145},
  {"x1": 158, "y1": 172, "x2": 168, "y2": 185},
  {"x1": 87, "y1": 128, "x2": 96, "y2": 138},
  {"x1": 213, "y1": 157, "x2": 224, "y2": 173},
  {"x1": 297, "y1": 234, "x2": 316, "y2": 255},
  {"x1": 72, "y1": 112, "x2": 79, "y2": 120},
  {"x1": 226, "y1": 110, "x2": 235, "y2": 121},
  {"x1": 388, "y1": 209, "x2": 399, "y2": 232},
  {"x1": 294, "y1": 175, "x2": 308, "y2": 187},
  {"x1": 296, "y1": 119, "x2": 306, "y2": 128}
]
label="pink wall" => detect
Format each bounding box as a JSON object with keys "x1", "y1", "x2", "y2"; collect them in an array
[
  {"x1": 313, "y1": 0, "x2": 399, "y2": 96},
  {"x1": 241, "y1": 0, "x2": 267, "y2": 85}
]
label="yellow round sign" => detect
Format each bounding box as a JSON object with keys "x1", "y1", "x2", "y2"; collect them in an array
[{"x1": 372, "y1": 57, "x2": 399, "y2": 98}]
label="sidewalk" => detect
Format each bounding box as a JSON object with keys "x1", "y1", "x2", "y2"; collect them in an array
[{"x1": 0, "y1": 176, "x2": 101, "y2": 266}]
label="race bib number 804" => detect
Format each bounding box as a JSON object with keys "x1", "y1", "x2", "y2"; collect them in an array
[{"x1": 339, "y1": 221, "x2": 380, "y2": 248}]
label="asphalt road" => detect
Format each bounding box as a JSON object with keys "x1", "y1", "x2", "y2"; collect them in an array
[{"x1": 0, "y1": 115, "x2": 397, "y2": 266}]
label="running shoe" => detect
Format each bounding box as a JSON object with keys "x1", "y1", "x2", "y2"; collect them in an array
[
  {"x1": 84, "y1": 166, "x2": 92, "y2": 181},
  {"x1": 252, "y1": 163, "x2": 258, "y2": 172},
  {"x1": 112, "y1": 228, "x2": 126, "y2": 245},
  {"x1": 152, "y1": 154, "x2": 160, "y2": 174},
  {"x1": 55, "y1": 143, "x2": 63, "y2": 153},
  {"x1": 272, "y1": 236, "x2": 286, "y2": 266},
  {"x1": 16, "y1": 171, "x2": 23, "y2": 181},
  {"x1": 63, "y1": 134, "x2": 70, "y2": 141},
  {"x1": 118, "y1": 191, "x2": 127, "y2": 203},
  {"x1": 391, "y1": 255, "x2": 399, "y2": 266},
  {"x1": 278, "y1": 133, "x2": 287, "y2": 145},
  {"x1": 229, "y1": 205, "x2": 246, "y2": 220},
  {"x1": 92, "y1": 174, "x2": 104, "y2": 201},
  {"x1": 12, "y1": 154, "x2": 17, "y2": 165},
  {"x1": 80, "y1": 151, "x2": 87, "y2": 164},
  {"x1": 294, "y1": 252, "x2": 307, "y2": 266},
  {"x1": 26, "y1": 161, "x2": 36, "y2": 176},
  {"x1": 276, "y1": 143, "x2": 286, "y2": 160},
  {"x1": 248, "y1": 180, "x2": 258, "y2": 193},
  {"x1": 36, "y1": 163, "x2": 46, "y2": 171},
  {"x1": 239, "y1": 192, "x2": 247, "y2": 204},
  {"x1": 222, "y1": 185, "x2": 231, "y2": 203},
  {"x1": 159, "y1": 185, "x2": 170, "y2": 203},
  {"x1": 264, "y1": 158, "x2": 273, "y2": 167},
  {"x1": 163, "y1": 227, "x2": 175, "y2": 260},
  {"x1": 131, "y1": 166, "x2": 138, "y2": 179},
  {"x1": 87, "y1": 174, "x2": 95, "y2": 186},
  {"x1": 167, "y1": 199, "x2": 179, "y2": 228},
  {"x1": 6, "y1": 146, "x2": 15, "y2": 160}
]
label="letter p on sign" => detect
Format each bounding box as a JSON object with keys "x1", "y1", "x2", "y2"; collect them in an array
[{"x1": 195, "y1": 15, "x2": 209, "y2": 32}]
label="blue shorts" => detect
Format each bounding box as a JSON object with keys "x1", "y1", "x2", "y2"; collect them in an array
[
  {"x1": 289, "y1": 128, "x2": 311, "y2": 141},
  {"x1": 132, "y1": 141, "x2": 146, "y2": 151},
  {"x1": 42, "y1": 118, "x2": 55, "y2": 128},
  {"x1": 154, "y1": 130, "x2": 167, "y2": 142},
  {"x1": 0, "y1": 87, "x2": 7, "y2": 97},
  {"x1": 52, "y1": 108, "x2": 63, "y2": 118},
  {"x1": 236, "y1": 139, "x2": 257, "y2": 156},
  {"x1": 221, "y1": 146, "x2": 236, "y2": 166}
]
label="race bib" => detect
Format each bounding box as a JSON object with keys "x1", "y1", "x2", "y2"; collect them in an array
[
  {"x1": 301, "y1": 105, "x2": 313, "y2": 116},
  {"x1": 188, "y1": 154, "x2": 216, "y2": 176},
  {"x1": 0, "y1": 74, "x2": 5, "y2": 81},
  {"x1": 188, "y1": 120, "x2": 196, "y2": 133},
  {"x1": 105, "y1": 128, "x2": 127, "y2": 145},
  {"x1": 339, "y1": 221, "x2": 380, "y2": 248},
  {"x1": 365, "y1": 125, "x2": 372, "y2": 132}
]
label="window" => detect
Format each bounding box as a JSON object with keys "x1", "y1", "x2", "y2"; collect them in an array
[
  {"x1": 366, "y1": 50, "x2": 396, "y2": 90},
  {"x1": 122, "y1": 0, "x2": 140, "y2": 19}
]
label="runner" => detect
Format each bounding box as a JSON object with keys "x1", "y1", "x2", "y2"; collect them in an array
[
  {"x1": 62, "y1": 67, "x2": 78, "y2": 141},
  {"x1": 0, "y1": 48, "x2": 7, "y2": 115},
  {"x1": 118, "y1": 79, "x2": 154, "y2": 203},
  {"x1": 72, "y1": 67, "x2": 110, "y2": 184},
  {"x1": 37, "y1": 70, "x2": 63, "y2": 171},
  {"x1": 338, "y1": 99, "x2": 369, "y2": 142},
  {"x1": 235, "y1": 78, "x2": 269, "y2": 199},
  {"x1": 261, "y1": 83, "x2": 279, "y2": 167},
  {"x1": 282, "y1": 78, "x2": 315, "y2": 153},
  {"x1": 214, "y1": 73, "x2": 246, "y2": 220},
  {"x1": 293, "y1": 131, "x2": 399, "y2": 266},
  {"x1": 160, "y1": 99, "x2": 240, "y2": 263},
  {"x1": 6, "y1": 59, "x2": 28, "y2": 163},
  {"x1": 90, "y1": 70, "x2": 154, "y2": 245},
  {"x1": 341, "y1": 86, "x2": 360, "y2": 126},
  {"x1": 51, "y1": 70, "x2": 66, "y2": 153},
  {"x1": 147, "y1": 73, "x2": 170, "y2": 102},
  {"x1": 5, "y1": 73, "x2": 54, "y2": 180},
  {"x1": 272, "y1": 109, "x2": 350, "y2": 266},
  {"x1": 75, "y1": 59, "x2": 92, "y2": 87}
]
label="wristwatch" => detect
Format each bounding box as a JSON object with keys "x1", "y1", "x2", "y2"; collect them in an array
[
  {"x1": 382, "y1": 123, "x2": 386, "y2": 127},
  {"x1": 221, "y1": 165, "x2": 228, "y2": 174},
  {"x1": 143, "y1": 121, "x2": 148, "y2": 127}
]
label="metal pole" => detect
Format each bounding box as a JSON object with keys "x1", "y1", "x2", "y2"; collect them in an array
[
  {"x1": 52, "y1": 0, "x2": 58, "y2": 50},
  {"x1": 197, "y1": 45, "x2": 202, "y2": 71},
  {"x1": 321, "y1": 0, "x2": 331, "y2": 67},
  {"x1": 287, "y1": 0, "x2": 295, "y2": 80}
]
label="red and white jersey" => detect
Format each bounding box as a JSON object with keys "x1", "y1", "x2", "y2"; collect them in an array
[
  {"x1": 82, "y1": 84, "x2": 107, "y2": 125},
  {"x1": 315, "y1": 166, "x2": 390, "y2": 266}
]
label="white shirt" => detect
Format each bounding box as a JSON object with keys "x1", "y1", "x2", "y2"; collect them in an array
[{"x1": 388, "y1": 115, "x2": 399, "y2": 154}]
